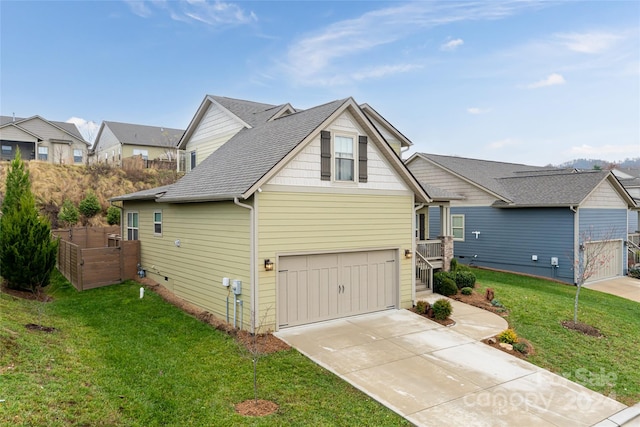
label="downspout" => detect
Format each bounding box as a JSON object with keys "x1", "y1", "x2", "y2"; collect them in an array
[
  {"x1": 570, "y1": 205, "x2": 578, "y2": 284},
  {"x1": 412, "y1": 203, "x2": 425, "y2": 304},
  {"x1": 234, "y1": 197, "x2": 255, "y2": 333}
]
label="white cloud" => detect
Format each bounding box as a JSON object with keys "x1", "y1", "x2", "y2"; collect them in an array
[
  {"x1": 67, "y1": 117, "x2": 100, "y2": 144},
  {"x1": 123, "y1": 0, "x2": 152, "y2": 18},
  {"x1": 125, "y1": 0, "x2": 256, "y2": 26},
  {"x1": 281, "y1": 1, "x2": 546, "y2": 86},
  {"x1": 441, "y1": 38, "x2": 464, "y2": 51},
  {"x1": 352, "y1": 64, "x2": 422, "y2": 81},
  {"x1": 527, "y1": 73, "x2": 565, "y2": 89},
  {"x1": 467, "y1": 107, "x2": 490, "y2": 115},
  {"x1": 555, "y1": 31, "x2": 622, "y2": 54},
  {"x1": 488, "y1": 138, "x2": 520, "y2": 149}
]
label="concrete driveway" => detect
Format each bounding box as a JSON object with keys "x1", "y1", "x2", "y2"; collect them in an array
[
  {"x1": 584, "y1": 276, "x2": 640, "y2": 303},
  {"x1": 276, "y1": 306, "x2": 628, "y2": 426}
]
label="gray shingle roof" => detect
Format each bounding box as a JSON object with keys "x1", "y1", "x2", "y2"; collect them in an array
[
  {"x1": 416, "y1": 153, "x2": 628, "y2": 207},
  {"x1": 210, "y1": 96, "x2": 283, "y2": 128},
  {"x1": 419, "y1": 182, "x2": 464, "y2": 201},
  {"x1": 111, "y1": 185, "x2": 174, "y2": 202},
  {"x1": 494, "y1": 170, "x2": 609, "y2": 207},
  {"x1": 105, "y1": 121, "x2": 184, "y2": 148},
  {"x1": 418, "y1": 154, "x2": 560, "y2": 200},
  {"x1": 0, "y1": 115, "x2": 86, "y2": 141},
  {"x1": 159, "y1": 98, "x2": 348, "y2": 202}
]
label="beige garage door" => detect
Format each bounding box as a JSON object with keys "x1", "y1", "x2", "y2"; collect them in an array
[
  {"x1": 585, "y1": 240, "x2": 623, "y2": 283},
  {"x1": 277, "y1": 250, "x2": 398, "y2": 328}
]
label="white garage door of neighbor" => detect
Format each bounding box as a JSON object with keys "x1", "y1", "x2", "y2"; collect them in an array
[
  {"x1": 278, "y1": 250, "x2": 398, "y2": 328},
  {"x1": 585, "y1": 240, "x2": 623, "y2": 283}
]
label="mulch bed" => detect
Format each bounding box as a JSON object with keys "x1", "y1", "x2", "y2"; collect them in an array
[
  {"x1": 560, "y1": 320, "x2": 603, "y2": 337},
  {"x1": 449, "y1": 291, "x2": 509, "y2": 316},
  {"x1": 235, "y1": 399, "x2": 279, "y2": 416},
  {"x1": 410, "y1": 308, "x2": 455, "y2": 327},
  {"x1": 482, "y1": 337, "x2": 535, "y2": 359},
  {"x1": 1, "y1": 283, "x2": 53, "y2": 302},
  {"x1": 138, "y1": 278, "x2": 290, "y2": 354}
]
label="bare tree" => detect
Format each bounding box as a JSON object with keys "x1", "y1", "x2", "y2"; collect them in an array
[{"x1": 571, "y1": 227, "x2": 618, "y2": 324}]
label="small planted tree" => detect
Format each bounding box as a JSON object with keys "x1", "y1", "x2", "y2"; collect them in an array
[
  {"x1": 58, "y1": 199, "x2": 79, "y2": 227},
  {"x1": 570, "y1": 228, "x2": 616, "y2": 326},
  {"x1": 106, "y1": 205, "x2": 121, "y2": 225},
  {"x1": 79, "y1": 191, "x2": 101, "y2": 219},
  {"x1": 0, "y1": 151, "x2": 59, "y2": 291}
]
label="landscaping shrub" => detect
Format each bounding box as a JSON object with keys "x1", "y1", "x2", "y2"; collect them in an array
[
  {"x1": 106, "y1": 205, "x2": 121, "y2": 225},
  {"x1": 434, "y1": 276, "x2": 457, "y2": 296},
  {"x1": 79, "y1": 191, "x2": 102, "y2": 218},
  {"x1": 415, "y1": 300, "x2": 430, "y2": 315},
  {"x1": 0, "y1": 150, "x2": 58, "y2": 291},
  {"x1": 450, "y1": 258, "x2": 458, "y2": 271},
  {"x1": 58, "y1": 199, "x2": 79, "y2": 227},
  {"x1": 629, "y1": 268, "x2": 640, "y2": 279},
  {"x1": 498, "y1": 328, "x2": 519, "y2": 345},
  {"x1": 454, "y1": 270, "x2": 476, "y2": 289},
  {"x1": 432, "y1": 299, "x2": 452, "y2": 321},
  {"x1": 512, "y1": 342, "x2": 528, "y2": 354},
  {"x1": 460, "y1": 287, "x2": 473, "y2": 295}
]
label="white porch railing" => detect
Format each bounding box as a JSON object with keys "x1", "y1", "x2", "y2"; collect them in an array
[
  {"x1": 417, "y1": 239, "x2": 443, "y2": 260},
  {"x1": 416, "y1": 251, "x2": 433, "y2": 290}
]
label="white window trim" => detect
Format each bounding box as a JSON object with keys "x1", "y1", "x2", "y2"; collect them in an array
[
  {"x1": 127, "y1": 211, "x2": 139, "y2": 241},
  {"x1": 333, "y1": 132, "x2": 357, "y2": 183},
  {"x1": 153, "y1": 210, "x2": 163, "y2": 237},
  {"x1": 38, "y1": 146, "x2": 49, "y2": 161},
  {"x1": 451, "y1": 214, "x2": 465, "y2": 241}
]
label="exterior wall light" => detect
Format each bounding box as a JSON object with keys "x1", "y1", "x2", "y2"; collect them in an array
[
  {"x1": 404, "y1": 249, "x2": 412, "y2": 259},
  {"x1": 264, "y1": 259, "x2": 274, "y2": 271}
]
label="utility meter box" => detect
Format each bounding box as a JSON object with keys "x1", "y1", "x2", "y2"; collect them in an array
[
  {"x1": 222, "y1": 277, "x2": 230, "y2": 287},
  {"x1": 232, "y1": 280, "x2": 242, "y2": 295},
  {"x1": 551, "y1": 257, "x2": 559, "y2": 266}
]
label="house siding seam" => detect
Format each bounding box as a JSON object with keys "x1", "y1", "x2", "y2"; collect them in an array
[
  {"x1": 123, "y1": 200, "x2": 252, "y2": 328},
  {"x1": 430, "y1": 206, "x2": 576, "y2": 283},
  {"x1": 581, "y1": 180, "x2": 628, "y2": 209},
  {"x1": 185, "y1": 103, "x2": 244, "y2": 167},
  {"x1": 257, "y1": 191, "x2": 414, "y2": 330},
  {"x1": 267, "y1": 111, "x2": 408, "y2": 191}
]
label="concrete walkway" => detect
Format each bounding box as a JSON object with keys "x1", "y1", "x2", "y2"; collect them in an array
[
  {"x1": 584, "y1": 276, "x2": 640, "y2": 303},
  {"x1": 276, "y1": 301, "x2": 628, "y2": 427}
]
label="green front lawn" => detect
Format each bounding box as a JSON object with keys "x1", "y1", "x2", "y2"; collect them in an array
[
  {"x1": 0, "y1": 271, "x2": 410, "y2": 426},
  {"x1": 472, "y1": 268, "x2": 640, "y2": 405}
]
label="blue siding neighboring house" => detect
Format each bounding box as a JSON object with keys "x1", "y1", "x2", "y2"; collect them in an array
[{"x1": 408, "y1": 153, "x2": 637, "y2": 284}]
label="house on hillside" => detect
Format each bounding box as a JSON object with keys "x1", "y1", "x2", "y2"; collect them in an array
[
  {"x1": 0, "y1": 115, "x2": 90, "y2": 164},
  {"x1": 113, "y1": 95, "x2": 455, "y2": 332},
  {"x1": 612, "y1": 168, "x2": 640, "y2": 233},
  {"x1": 90, "y1": 121, "x2": 184, "y2": 167},
  {"x1": 406, "y1": 153, "x2": 637, "y2": 284}
]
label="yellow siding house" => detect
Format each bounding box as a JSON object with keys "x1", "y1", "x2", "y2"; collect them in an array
[{"x1": 113, "y1": 96, "x2": 432, "y2": 331}]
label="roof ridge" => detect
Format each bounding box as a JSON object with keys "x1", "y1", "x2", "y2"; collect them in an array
[{"x1": 420, "y1": 152, "x2": 545, "y2": 168}]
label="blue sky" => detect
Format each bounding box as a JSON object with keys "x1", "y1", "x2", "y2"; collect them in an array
[{"x1": 1, "y1": 0, "x2": 638, "y2": 166}]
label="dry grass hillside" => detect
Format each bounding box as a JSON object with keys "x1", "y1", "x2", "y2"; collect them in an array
[{"x1": 0, "y1": 162, "x2": 181, "y2": 228}]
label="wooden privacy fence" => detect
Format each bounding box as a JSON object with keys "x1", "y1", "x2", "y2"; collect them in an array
[
  {"x1": 55, "y1": 227, "x2": 140, "y2": 291},
  {"x1": 122, "y1": 155, "x2": 176, "y2": 171},
  {"x1": 52, "y1": 226, "x2": 120, "y2": 249}
]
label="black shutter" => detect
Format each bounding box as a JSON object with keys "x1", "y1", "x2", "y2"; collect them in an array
[
  {"x1": 358, "y1": 135, "x2": 368, "y2": 183},
  {"x1": 321, "y1": 130, "x2": 331, "y2": 181},
  {"x1": 419, "y1": 213, "x2": 426, "y2": 241}
]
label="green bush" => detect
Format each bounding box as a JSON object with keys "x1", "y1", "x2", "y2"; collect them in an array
[
  {"x1": 106, "y1": 206, "x2": 121, "y2": 225},
  {"x1": 512, "y1": 342, "x2": 528, "y2": 354},
  {"x1": 433, "y1": 271, "x2": 454, "y2": 287},
  {"x1": 79, "y1": 191, "x2": 101, "y2": 218},
  {"x1": 497, "y1": 328, "x2": 519, "y2": 345},
  {"x1": 58, "y1": 199, "x2": 79, "y2": 227},
  {"x1": 434, "y1": 275, "x2": 457, "y2": 296},
  {"x1": 415, "y1": 300, "x2": 430, "y2": 315},
  {"x1": 0, "y1": 151, "x2": 59, "y2": 291},
  {"x1": 461, "y1": 287, "x2": 473, "y2": 295},
  {"x1": 454, "y1": 271, "x2": 477, "y2": 289},
  {"x1": 629, "y1": 268, "x2": 640, "y2": 279},
  {"x1": 432, "y1": 298, "x2": 453, "y2": 321},
  {"x1": 450, "y1": 258, "x2": 458, "y2": 271}
]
